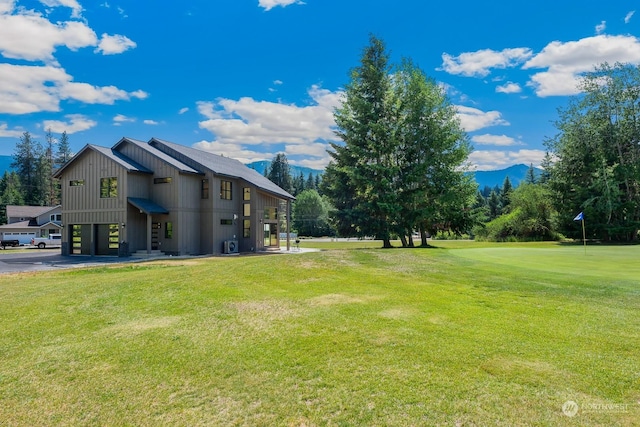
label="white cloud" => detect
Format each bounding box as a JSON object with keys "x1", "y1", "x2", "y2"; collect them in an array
[
  {"x1": 455, "y1": 105, "x2": 509, "y2": 132},
  {"x1": 39, "y1": 0, "x2": 83, "y2": 18},
  {"x1": 495, "y1": 82, "x2": 522, "y2": 94},
  {"x1": 193, "y1": 140, "x2": 274, "y2": 164},
  {"x1": 0, "y1": 11, "x2": 97, "y2": 62},
  {"x1": 95, "y1": 33, "x2": 136, "y2": 55},
  {"x1": 113, "y1": 114, "x2": 135, "y2": 126},
  {"x1": 625, "y1": 11, "x2": 635, "y2": 24},
  {"x1": 523, "y1": 34, "x2": 640, "y2": 97},
  {"x1": 0, "y1": 122, "x2": 24, "y2": 138},
  {"x1": 60, "y1": 82, "x2": 147, "y2": 104},
  {"x1": 273, "y1": 79, "x2": 283, "y2": 85},
  {"x1": 143, "y1": 119, "x2": 159, "y2": 125},
  {"x1": 440, "y1": 48, "x2": 533, "y2": 77},
  {"x1": 196, "y1": 85, "x2": 342, "y2": 167},
  {"x1": 258, "y1": 0, "x2": 305, "y2": 11},
  {"x1": 595, "y1": 20, "x2": 606, "y2": 34},
  {"x1": 469, "y1": 149, "x2": 546, "y2": 170},
  {"x1": 0, "y1": 0, "x2": 15, "y2": 14},
  {"x1": 178, "y1": 107, "x2": 189, "y2": 114},
  {"x1": 471, "y1": 134, "x2": 522, "y2": 146},
  {"x1": 42, "y1": 113, "x2": 96, "y2": 133}
]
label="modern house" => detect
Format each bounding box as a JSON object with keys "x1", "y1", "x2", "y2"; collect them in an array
[
  {"x1": 53, "y1": 137, "x2": 295, "y2": 256},
  {"x1": 0, "y1": 205, "x2": 62, "y2": 245}
]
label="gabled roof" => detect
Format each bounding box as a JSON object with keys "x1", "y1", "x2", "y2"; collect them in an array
[
  {"x1": 53, "y1": 144, "x2": 152, "y2": 178},
  {"x1": 0, "y1": 220, "x2": 61, "y2": 229},
  {"x1": 113, "y1": 137, "x2": 202, "y2": 175},
  {"x1": 149, "y1": 138, "x2": 295, "y2": 200},
  {"x1": 6, "y1": 205, "x2": 60, "y2": 219}
]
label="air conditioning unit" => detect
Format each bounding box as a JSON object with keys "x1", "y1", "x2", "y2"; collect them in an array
[{"x1": 223, "y1": 239, "x2": 239, "y2": 254}]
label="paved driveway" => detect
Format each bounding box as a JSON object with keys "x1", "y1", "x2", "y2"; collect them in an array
[{"x1": 0, "y1": 248, "x2": 126, "y2": 274}]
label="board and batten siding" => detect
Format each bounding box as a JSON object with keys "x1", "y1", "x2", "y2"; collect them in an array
[{"x1": 61, "y1": 149, "x2": 132, "y2": 226}]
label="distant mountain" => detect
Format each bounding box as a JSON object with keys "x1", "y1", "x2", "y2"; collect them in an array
[
  {"x1": 245, "y1": 160, "x2": 323, "y2": 178},
  {"x1": 469, "y1": 164, "x2": 543, "y2": 190},
  {"x1": 0, "y1": 155, "x2": 13, "y2": 175}
]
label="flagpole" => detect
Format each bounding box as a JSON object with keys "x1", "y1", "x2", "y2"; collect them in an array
[{"x1": 581, "y1": 218, "x2": 586, "y2": 255}]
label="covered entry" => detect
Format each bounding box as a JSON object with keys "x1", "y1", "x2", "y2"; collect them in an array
[{"x1": 128, "y1": 197, "x2": 169, "y2": 254}]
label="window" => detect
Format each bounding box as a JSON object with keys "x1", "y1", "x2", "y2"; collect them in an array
[
  {"x1": 220, "y1": 219, "x2": 233, "y2": 225},
  {"x1": 264, "y1": 207, "x2": 278, "y2": 220},
  {"x1": 243, "y1": 187, "x2": 251, "y2": 201},
  {"x1": 201, "y1": 179, "x2": 209, "y2": 199},
  {"x1": 109, "y1": 224, "x2": 119, "y2": 249},
  {"x1": 50, "y1": 214, "x2": 62, "y2": 222},
  {"x1": 220, "y1": 180, "x2": 232, "y2": 200},
  {"x1": 243, "y1": 203, "x2": 250, "y2": 217},
  {"x1": 165, "y1": 222, "x2": 173, "y2": 239},
  {"x1": 243, "y1": 219, "x2": 251, "y2": 238},
  {"x1": 154, "y1": 177, "x2": 172, "y2": 184},
  {"x1": 70, "y1": 179, "x2": 84, "y2": 186},
  {"x1": 100, "y1": 177, "x2": 118, "y2": 198}
]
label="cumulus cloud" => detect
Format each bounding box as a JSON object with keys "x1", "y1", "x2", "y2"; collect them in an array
[
  {"x1": 495, "y1": 82, "x2": 522, "y2": 94},
  {"x1": 113, "y1": 114, "x2": 135, "y2": 126},
  {"x1": 469, "y1": 149, "x2": 546, "y2": 170},
  {"x1": 0, "y1": 11, "x2": 97, "y2": 62},
  {"x1": 95, "y1": 33, "x2": 136, "y2": 55},
  {"x1": 39, "y1": 0, "x2": 83, "y2": 18},
  {"x1": 523, "y1": 34, "x2": 640, "y2": 97},
  {"x1": 0, "y1": 122, "x2": 24, "y2": 138},
  {"x1": 42, "y1": 113, "x2": 97, "y2": 133},
  {"x1": 440, "y1": 48, "x2": 533, "y2": 77},
  {"x1": 258, "y1": 0, "x2": 305, "y2": 11},
  {"x1": 193, "y1": 140, "x2": 275, "y2": 164},
  {"x1": 595, "y1": 21, "x2": 606, "y2": 34},
  {"x1": 196, "y1": 85, "x2": 342, "y2": 167},
  {"x1": 455, "y1": 105, "x2": 509, "y2": 132},
  {"x1": 471, "y1": 134, "x2": 522, "y2": 146},
  {"x1": 143, "y1": 119, "x2": 159, "y2": 125}
]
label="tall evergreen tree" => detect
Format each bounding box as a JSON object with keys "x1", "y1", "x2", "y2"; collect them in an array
[
  {"x1": 11, "y1": 131, "x2": 44, "y2": 205},
  {"x1": 500, "y1": 176, "x2": 513, "y2": 212},
  {"x1": 525, "y1": 163, "x2": 537, "y2": 184},
  {"x1": 325, "y1": 35, "x2": 396, "y2": 247},
  {"x1": 55, "y1": 131, "x2": 73, "y2": 167},
  {"x1": 266, "y1": 153, "x2": 293, "y2": 194},
  {"x1": 0, "y1": 171, "x2": 24, "y2": 224}
]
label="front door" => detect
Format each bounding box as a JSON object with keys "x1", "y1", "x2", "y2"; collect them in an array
[{"x1": 263, "y1": 223, "x2": 278, "y2": 247}]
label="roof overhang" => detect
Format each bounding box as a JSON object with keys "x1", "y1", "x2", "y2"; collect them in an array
[{"x1": 128, "y1": 197, "x2": 169, "y2": 215}]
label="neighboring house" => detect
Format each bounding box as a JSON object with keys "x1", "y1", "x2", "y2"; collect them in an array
[
  {"x1": 53, "y1": 137, "x2": 295, "y2": 256},
  {"x1": 0, "y1": 205, "x2": 62, "y2": 245}
]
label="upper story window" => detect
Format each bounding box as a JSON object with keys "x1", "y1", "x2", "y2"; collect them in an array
[
  {"x1": 243, "y1": 187, "x2": 251, "y2": 201},
  {"x1": 70, "y1": 179, "x2": 84, "y2": 186},
  {"x1": 201, "y1": 179, "x2": 209, "y2": 199},
  {"x1": 264, "y1": 207, "x2": 278, "y2": 220},
  {"x1": 50, "y1": 214, "x2": 62, "y2": 222},
  {"x1": 154, "y1": 177, "x2": 172, "y2": 184},
  {"x1": 100, "y1": 177, "x2": 118, "y2": 198},
  {"x1": 220, "y1": 180, "x2": 232, "y2": 200}
]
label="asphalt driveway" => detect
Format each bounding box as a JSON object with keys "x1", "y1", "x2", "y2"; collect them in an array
[{"x1": 0, "y1": 248, "x2": 126, "y2": 274}]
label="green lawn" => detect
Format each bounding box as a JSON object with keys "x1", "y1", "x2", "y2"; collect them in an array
[{"x1": 1, "y1": 242, "x2": 638, "y2": 425}]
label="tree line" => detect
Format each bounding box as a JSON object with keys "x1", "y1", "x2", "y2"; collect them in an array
[
  {"x1": 265, "y1": 40, "x2": 640, "y2": 244},
  {"x1": 0, "y1": 130, "x2": 72, "y2": 224}
]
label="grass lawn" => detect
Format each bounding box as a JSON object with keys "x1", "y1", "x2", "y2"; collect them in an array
[{"x1": 1, "y1": 241, "x2": 638, "y2": 425}]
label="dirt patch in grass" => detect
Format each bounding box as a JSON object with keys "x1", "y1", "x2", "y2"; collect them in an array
[
  {"x1": 101, "y1": 316, "x2": 182, "y2": 337},
  {"x1": 306, "y1": 293, "x2": 369, "y2": 306}
]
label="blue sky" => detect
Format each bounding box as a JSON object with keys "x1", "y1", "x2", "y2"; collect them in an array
[{"x1": 1, "y1": 0, "x2": 640, "y2": 171}]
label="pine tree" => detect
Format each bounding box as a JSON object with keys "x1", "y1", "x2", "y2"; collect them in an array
[
  {"x1": 266, "y1": 153, "x2": 293, "y2": 194},
  {"x1": 11, "y1": 131, "x2": 44, "y2": 205}
]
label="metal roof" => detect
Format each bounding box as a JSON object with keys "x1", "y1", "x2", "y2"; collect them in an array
[
  {"x1": 149, "y1": 138, "x2": 295, "y2": 200},
  {"x1": 128, "y1": 197, "x2": 169, "y2": 215},
  {"x1": 113, "y1": 137, "x2": 202, "y2": 175},
  {"x1": 53, "y1": 144, "x2": 152, "y2": 178}
]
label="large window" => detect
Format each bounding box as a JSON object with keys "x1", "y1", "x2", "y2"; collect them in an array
[
  {"x1": 201, "y1": 179, "x2": 209, "y2": 199},
  {"x1": 264, "y1": 207, "x2": 278, "y2": 220},
  {"x1": 243, "y1": 187, "x2": 251, "y2": 201},
  {"x1": 100, "y1": 177, "x2": 118, "y2": 198},
  {"x1": 220, "y1": 180, "x2": 232, "y2": 200}
]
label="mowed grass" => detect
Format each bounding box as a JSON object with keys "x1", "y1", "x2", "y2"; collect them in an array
[{"x1": 1, "y1": 242, "x2": 639, "y2": 426}]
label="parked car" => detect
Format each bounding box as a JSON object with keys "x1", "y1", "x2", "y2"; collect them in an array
[
  {"x1": 1, "y1": 239, "x2": 20, "y2": 249},
  {"x1": 31, "y1": 234, "x2": 62, "y2": 249}
]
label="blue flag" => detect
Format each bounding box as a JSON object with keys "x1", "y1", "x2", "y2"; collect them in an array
[{"x1": 573, "y1": 212, "x2": 583, "y2": 221}]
